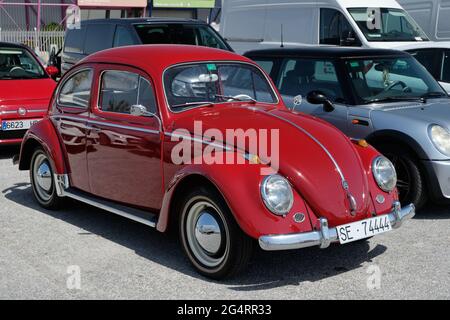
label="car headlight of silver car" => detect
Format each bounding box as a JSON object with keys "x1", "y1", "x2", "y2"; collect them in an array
[
  {"x1": 429, "y1": 124, "x2": 450, "y2": 157},
  {"x1": 372, "y1": 156, "x2": 397, "y2": 192},
  {"x1": 260, "y1": 174, "x2": 294, "y2": 215}
]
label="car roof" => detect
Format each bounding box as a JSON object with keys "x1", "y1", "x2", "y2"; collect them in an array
[
  {"x1": 80, "y1": 18, "x2": 207, "y2": 25},
  {"x1": 81, "y1": 44, "x2": 252, "y2": 73},
  {"x1": 244, "y1": 46, "x2": 411, "y2": 59},
  {"x1": 0, "y1": 42, "x2": 31, "y2": 50}
]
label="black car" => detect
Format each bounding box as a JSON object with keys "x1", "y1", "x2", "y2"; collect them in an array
[{"x1": 61, "y1": 18, "x2": 232, "y2": 74}]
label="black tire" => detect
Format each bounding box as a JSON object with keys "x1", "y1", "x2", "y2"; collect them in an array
[
  {"x1": 178, "y1": 186, "x2": 253, "y2": 279},
  {"x1": 376, "y1": 144, "x2": 427, "y2": 210},
  {"x1": 30, "y1": 147, "x2": 63, "y2": 210}
]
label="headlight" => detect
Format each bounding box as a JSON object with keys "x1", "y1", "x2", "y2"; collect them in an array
[
  {"x1": 372, "y1": 156, "x2": 397, "y2": 192},
  {"x1": 429, "y1": 124, "x2": 450, "y2": 156},
  {"x1": 260, "y1": 174, "x2": 294, "y2": 215}
]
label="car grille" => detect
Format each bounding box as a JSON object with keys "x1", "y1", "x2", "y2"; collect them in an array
[{"x1": 0, "y1": 129, "x2": 27, "y2": 140}]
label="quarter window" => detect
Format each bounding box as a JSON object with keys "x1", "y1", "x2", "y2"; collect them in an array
[
  {"x1": 58, "y1": 69, "x2": 93, "y2": 108},
  {"x1": 320, "y1": 8, "x2": 359, "y2": 46},
  {"x1": 113, "y1": 26, "x2": 135, "y2": 47},
  {"x1": 99, "y1": 70, "x2": 156, "y2": 114}
]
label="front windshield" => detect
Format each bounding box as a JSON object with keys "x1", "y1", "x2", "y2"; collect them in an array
[
  {"x1": 134, "y1": 23, "x2": 229, "y2": 50},
  {"x1": 348, "y1": 8, "x2": 429, "y2": 42},
  {"x1": 345, "y1": 56, "x2": 446, "y2": 104},
  {"x1": 0, "y1": 47, "x2": 46, "y2": 80},
  {"x1": 164, "y1": 62, "x2": 277, "y2": 111}
]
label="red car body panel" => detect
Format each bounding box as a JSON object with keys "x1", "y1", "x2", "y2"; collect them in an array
[
  {"x1": 0, "y1": 45, "x2": 56, "y2": 145},
  {"x1": 19, "y1": 45, "x2": 398, "y2": 239}
]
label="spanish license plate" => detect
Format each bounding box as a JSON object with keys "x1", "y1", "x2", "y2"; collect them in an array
[
  {"x1": 336, "y1": 215, "x2": 392, "y2": 244},
  {"x1": 1, "y1": 119, "x2": 40, "y2": 131}
]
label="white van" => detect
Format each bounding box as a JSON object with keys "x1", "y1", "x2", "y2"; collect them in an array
[
  {"x1": 220, "y1": 0, "x2": 431, "y2": 54},
  {"x1": 397, "y1": 0, "x2": 450, "y2": 41}
]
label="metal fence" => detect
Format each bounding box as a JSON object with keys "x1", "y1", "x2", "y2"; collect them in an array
[{"x1": 0, "y1": 29, "x2": 65, "y2": 63}]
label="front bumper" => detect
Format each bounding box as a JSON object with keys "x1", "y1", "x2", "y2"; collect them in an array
[{"x1": 259, "y1": 201, "x2": 415, "y2": 251}]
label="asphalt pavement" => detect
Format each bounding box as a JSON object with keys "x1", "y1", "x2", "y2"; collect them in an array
[{"x1": 1, "y1": 146, "x2": 449, "y2": 299}]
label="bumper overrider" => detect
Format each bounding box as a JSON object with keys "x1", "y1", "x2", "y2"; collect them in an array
[{"x1": 259, "y1": 201, "x2": 415, "y2": 251}]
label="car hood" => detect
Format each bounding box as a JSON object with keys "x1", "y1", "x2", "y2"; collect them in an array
[
  {"x1": 0, "y1": 78, "x2": 56, "y2": 103},
  {"x1": 172, "y1": 105, "x2": 371, "y2": 225},
  {"x1": 371, "y1": 99, "x2": 450, "y2": 126}
]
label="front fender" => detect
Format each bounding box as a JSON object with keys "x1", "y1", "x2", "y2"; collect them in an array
[
  {"x1": 19, "y1": 117, "x2": 66, "y2": 174},
  {"x1": 157, "y1": 152, "x2": 316, "y2": 239}
]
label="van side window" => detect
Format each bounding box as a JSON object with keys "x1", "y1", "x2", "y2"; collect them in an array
[
  {"x1": 99, "y1": 70, "x2": 156, "y2": 114},
  {"x1": 320, "y1": 8, "x2": 359, "y2": 46},
  {"x1": 64, "y1": 28, "x2": 86, "y2": 54},
  {"x1": 85, "y1": 24, "x2": 115, "y2": 54},
  {"x1": 114, "y1": 26, "x2": 135, "y2": 47},
  {"x1": 58, "y1": 69, "x2": 93, "y2": 108}
]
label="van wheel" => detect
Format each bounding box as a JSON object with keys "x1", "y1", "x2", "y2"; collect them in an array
[
  {"x1": 376, "y1": 144, "x2": 427, "y2": 210},
  {"x1": 30, "y1": 148, "x2": 63, "y2": 210},
  {"x1": 179, "y1": 187, "x2": 253, "y2": 279}
]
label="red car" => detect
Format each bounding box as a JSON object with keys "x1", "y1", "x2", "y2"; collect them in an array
[
  {"x1": 17, "y1": 45, "x2": 414, "y2": 279},
  {"x1": 0, "y1": 42, "x2": 58, "y2": 145}
]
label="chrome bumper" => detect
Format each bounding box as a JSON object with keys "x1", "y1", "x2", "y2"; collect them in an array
[{"x1": 259, "y1": 201, "x2": 415, "y2": 251}]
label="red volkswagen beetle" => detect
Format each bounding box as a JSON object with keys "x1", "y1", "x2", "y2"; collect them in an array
[
  {"x1": 0, "y1": 42, "x2": 58, "y2": 145},
  {"x1": 17, "y1": 45, "x2": 414, "y2": 279}
]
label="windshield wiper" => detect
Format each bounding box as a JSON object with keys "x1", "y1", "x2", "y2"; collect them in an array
[
  {"x1": 215, "y1": 94, "x2": 257, "y2": 104},
  {"x1": 421, "y1": 92, "x2": 447, "y2": 99},
  {"x1": 171, "y1": 101, "x2": 215, "y2": 109}
]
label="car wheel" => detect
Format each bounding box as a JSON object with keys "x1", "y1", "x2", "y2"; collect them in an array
[
  {"x1": 179, "y1": 187, "x2": 253, "y2": 279},
  {"x1": 30, "y1": 148, "x2": 63, "y2": 210},
  {"x1": 377, "y1": 144, "x2": 427, "y2": 210}
]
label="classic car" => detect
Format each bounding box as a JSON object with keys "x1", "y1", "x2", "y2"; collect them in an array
[
  {"x1": 0, "y1": 42, "x2": 58, "y2": 145},
  {"x1": 246, "y1": 47, "x2": 450, "y2": 210},
  {"x1": 17, "y1": 45, "x2": 414, "y2": 279}
]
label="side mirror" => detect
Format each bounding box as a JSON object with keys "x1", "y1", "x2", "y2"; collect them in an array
[
  {"x1": 306, "y1": 91, "x2": 335, "y2": 112},
  {"x1": 340, "y1": 30, "x2": 359, "y2": 47},
  {"x1": 130, "y1": 104, "x2": 162, "y2": 131},
  {"x1": 46, "y1": 65, "x2": 59, "y2": 79}
]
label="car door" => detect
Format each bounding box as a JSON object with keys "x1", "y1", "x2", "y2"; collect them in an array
[
  {"x1": 53, "y1": 67, "x2": 94, "y2": 192},
  {"x1": 87, "y1": 65, "x2": 162, "y2": 210},
  {"x1": 275, "y1": 57, "x2": 349, "y2": 132}
]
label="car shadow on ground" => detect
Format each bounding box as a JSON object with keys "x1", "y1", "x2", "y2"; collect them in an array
[
  {"x1": 0, "y1": 146, "x2": 20, "y2": 160},
  {"x1": 414, "y1": 203, "x2": 450, "y2": 220},
  {"x1": 3, "y1": 183, "x2": 392, "y2": 289}
]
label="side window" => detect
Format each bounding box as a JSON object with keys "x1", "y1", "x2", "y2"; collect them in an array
[
  {"x1": 441, "y1": 51, "x2": 450, "y2": 83},
  {"x1": 113, "y1": 26, "x2": 135, "y2": 47},
  {"x1": 58, "y1": 69, "x2": 93, "y2": 108},
  {"x1": 277, "y1": 58, "x2": 343, "y2": 102},
  {"x1": 99, "y1": 70, "x2": 156, "y2": 114},
  {"x1": 320, "y1": 8, "x2": 359, "y2": 46},
  {"x1": 410, "y1": 49, "x2": 439, "y2": 78},
  {"x1": 253, "y1": 59, "x2": 274, "y2": 75},
  {"x1": 85, "y1": 24, "x2": 115, "y2": 54},
  {"x1": 64, "y1": 28, "x2": 86, "y2": 54}
]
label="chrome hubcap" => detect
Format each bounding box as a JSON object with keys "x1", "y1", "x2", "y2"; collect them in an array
[
  {"x1": 33, "y1": 153, "x2": 52, "y2": 201},
  {"x1": 195, "y1": 212, "x2": 222, "y2": 255},
  {"x1": 185, "y1": 200, "x2": 229, "y2": 268}
]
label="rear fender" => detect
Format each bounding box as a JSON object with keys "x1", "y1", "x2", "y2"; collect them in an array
[{"x1": 19, "y1": 118, "x2": 66, "y2": 174}]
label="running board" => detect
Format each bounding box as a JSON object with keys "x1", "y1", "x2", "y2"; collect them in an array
[{"x1": 63, "y1": 187, "x2": 158, "y2": 228}]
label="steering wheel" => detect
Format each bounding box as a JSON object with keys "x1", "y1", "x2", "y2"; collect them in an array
[
  {"x1": 384, "y1": 80, "x2": 411, "y2": 93},
  {"x1": 231, "y1": 94, "x2": 255, "y2": 102},
  {"x1": 9, "y1": 66, "x2": 25, "y2": 72}
]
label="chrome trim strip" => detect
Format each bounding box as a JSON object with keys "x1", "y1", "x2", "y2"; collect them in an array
[
  {"x1": 259, "y1": 201, "x2": 415, "y2": 251},
  {"x1": 52, "y1": 173, "x2": 156, "y2": 228},
  {"x1": 0, "y1": 110, "x2": 19, "y2": 115},
  {"x1": 51, "y1": 115, "x2": 160, "y2": 135},
  {"x1": 164, "y1": 132, "x2": 231, "y2": 151}
]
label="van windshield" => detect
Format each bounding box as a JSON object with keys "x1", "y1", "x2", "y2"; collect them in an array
[
  {"x1": 345, "y1": 56, "x2": 446, "y2": 104},
  {"x1": 348, "y1": 8, "x2": 429, "y2": 42},
  {"x1": 134, "y1": 23, "x2": 229, "y2": 50}
]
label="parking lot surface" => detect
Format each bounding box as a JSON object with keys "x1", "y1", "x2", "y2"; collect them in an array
[{"x1": 1, "y1": 146, "x2": 449, "y2": 299}]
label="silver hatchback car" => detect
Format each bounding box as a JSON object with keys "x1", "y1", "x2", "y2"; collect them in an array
[{"x1": 246, "y1": 47, "x2": 450, "y2": 209}]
